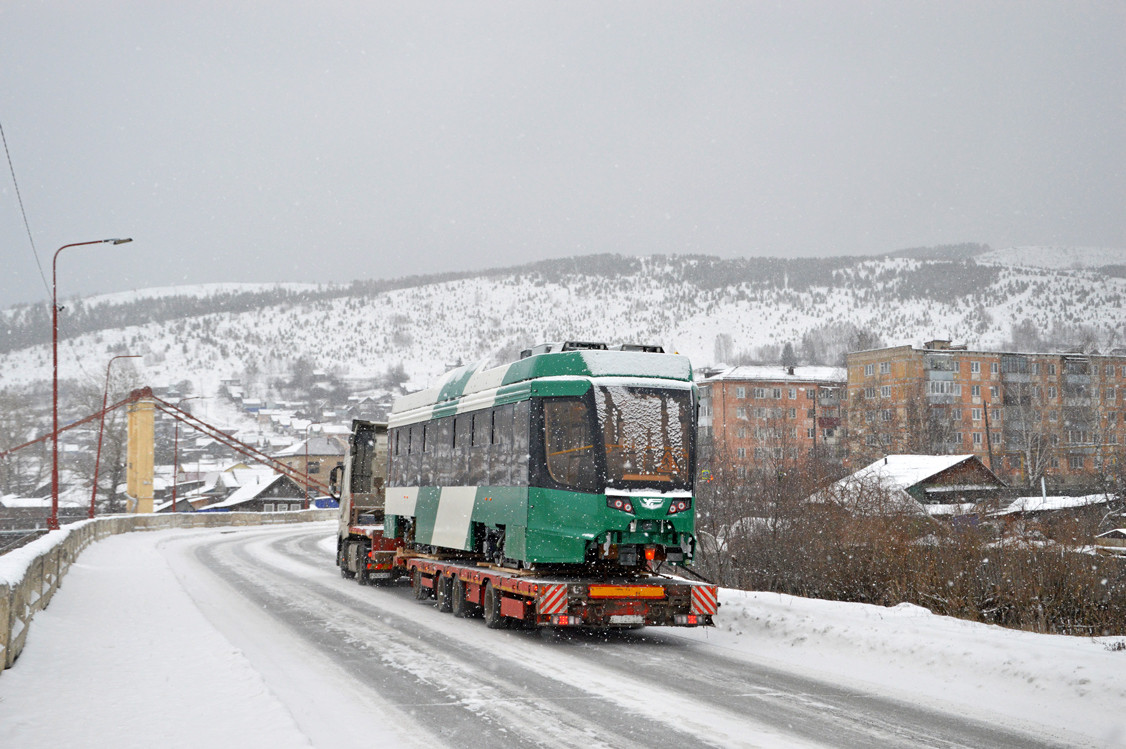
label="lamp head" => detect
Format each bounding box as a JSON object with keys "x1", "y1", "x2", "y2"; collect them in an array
[{"x1": 106, "y1": 238, "x2": 133, "y2": 245}]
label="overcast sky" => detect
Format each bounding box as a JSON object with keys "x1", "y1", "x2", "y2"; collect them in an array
[{"x1": 1, "y1": 2, "x2": 1123, "y2": 307}]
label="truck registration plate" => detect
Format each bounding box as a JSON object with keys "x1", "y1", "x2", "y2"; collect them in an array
[
  {"x1": 609, "y1": 615, "x2": 644, "y2": 625},
  {"x1": 368, "y1": 572, "x2": 391, "y2": 579}
]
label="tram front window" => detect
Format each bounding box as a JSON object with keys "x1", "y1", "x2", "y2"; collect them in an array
[
  {"x1": 595, "y1": 386, "x2": 693, "y2": 491},
  {"x1": 543, "y1": 398, "x2": 600, "y2": 492}
]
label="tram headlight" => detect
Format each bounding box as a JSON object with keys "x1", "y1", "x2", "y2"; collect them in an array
[
  {"x1": 607, "y1": 496, "x2": 634, "y2": 514},
  {"x1": 666, "y1": 498, "x2": 692, "y2": 515}
]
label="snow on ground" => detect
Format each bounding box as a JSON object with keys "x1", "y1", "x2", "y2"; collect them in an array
[
  {"x1": 675, "y1": 590, "x2": 1126, "y2": 748},
  {"x1": 77, "y1": 282, "x2": 329, "y2": 308},
  {"x1": 978, "y1": 246, "x2": 1126, "y2": 270},
  {"x1": 2, "y1": 524, "x2": 1125, "y2": 747},
  {"x1": 0, "y1": 527, "x2": 316, "y2": 749}
]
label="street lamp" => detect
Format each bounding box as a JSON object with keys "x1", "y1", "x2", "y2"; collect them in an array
[
  {"x1": 51, "y1": 238, "x2": 133, "y2": 531},
  {"x1": 89, "y1": 354, "x2": 141, "y2": 519},
  {"x1": 171, "y1": 396, "x2": 205, "y2": 513}
]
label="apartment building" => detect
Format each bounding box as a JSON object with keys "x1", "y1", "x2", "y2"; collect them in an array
[
  {"x1": 846, "y1": 340, "x2": 1126, "y2": 486},
  {"x1": 699, "y1": 365, "x2": 847, "y2": 478}
]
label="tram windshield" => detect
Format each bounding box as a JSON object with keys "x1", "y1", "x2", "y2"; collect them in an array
[
  {"x1": 594, "y1": 386, "x2": 693, "y2": 490},
  {"x1": 541, "y1": 386, "x2": 695, "y2": 493}
]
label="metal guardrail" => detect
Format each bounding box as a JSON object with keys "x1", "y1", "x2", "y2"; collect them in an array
[{"x1": 0, "y1": 509, "x2": 336, "y2": 676}]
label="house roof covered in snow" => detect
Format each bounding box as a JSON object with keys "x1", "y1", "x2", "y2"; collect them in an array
[
  {"x1": 701, "y1": 365, "x2": 846, "y2": 384},
  {"x1": 274, "y1": 435, "x2": 346, "y2": 457},
  {"x1": 845, "y1": 454, "x2": 989, "y2": 493},
  {"x1": 992, "y1": 493, "x2": 1114, "y2": 516},
  {"x1": 202, "y1": 472, "x2": 303, "y2": 510}
]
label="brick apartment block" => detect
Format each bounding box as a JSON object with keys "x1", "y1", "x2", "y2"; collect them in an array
[
  {"x1": 699, "y1": 365, "x2": 847, "y2": 477},
  {"x1": 846, "y1": 340, "x2": 1126, "y2": 486}
]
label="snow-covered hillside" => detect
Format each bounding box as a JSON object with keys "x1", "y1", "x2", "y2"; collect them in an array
[
  {"x1": 978, "y1": 246, "x2": 1126, "y2": 270},
  {"x1": 2, "y1": 249, "x2": 1125, "y2": 400}
]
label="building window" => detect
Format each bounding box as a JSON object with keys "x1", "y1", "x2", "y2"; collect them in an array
[
  {"x1": 881, "y1": 409, "x2": 893, "y2": 422},
  {"x1": 1068, "y1": 455, "x2": 1084, "y2": 470},
  {"x1": 1050, "y1": 434, "x2": 1059, "y2": 446},
  {"x1": 880, "y1": 385, "x2": 891, "y2": 398},
  {"x1": 971, "y1": 385, "x2": 981, "y2": 397},
  {"x1": 879, "y1": 362, "x2": 890, "y2": 374},
  {"x1": 753, "y1": 388, "x2": 765, "y2": 399},
  {"x1": 971, "y1": 362, "x2": 981, "y2": 373},
  {"x1": 755, "y1": 407, "x2": 767, "y2": 418},
  {"x1": 991, "y1": 362, "x2": 999, "y2": 374},
  {"x1": 954, "y1": 361, "x2": 961, "y2": 372},
  {"x1": 788, "y1": 408, "x2": 797, "y2": 419},
  {"x1": 754, "y1": 448, "x2": 766, "y2": 459},
  {"x1": 990, "y1": 386, "x2": 999, "y2": 399},
  {"x1": 806, "y1": 389, "x2": 816, "y2": 400},
  {"x1": 1050, "y1": 457, "x2": 1060, "y2": 469},
  {"x1": 1048, "y1": 410, "x2": 1058, "y2": 422},
  {"x1": 789, "y1": 388, "x2": 797, "y2": 399},
  {"x1": 1048, "y1": 387, "x2": 1057, "y2": 399},
  {"x1": 881, "y1": 434, "x2": 893, "y2": 446},
  {"x1": 1109, "y1": 412, "x2": 1119, "y2": 423},
  {"x1": 991, "y1": 408, "x2": 1001, "y2": 421},
  {"x1": 865, "y1": 434, "x2": 877, "y2": 446},
  {"x1": 736, "y1": 407, "x2": 746, "y2": 418},
  {"x1": 1107, "y1": 387, "x2": 1116, "y2": 402},
  {"x1": 865, "y1": 387, "x2": 877, "y2": 399},
  {"x1": 736, "y1": 448, "x2": 746, "y2": 459},
  {"x1": 865, "y1": 364, "x2": 874, "y2": 376},
  {"x1": 1048, "y1": 364, "x2": 1056, "y2": 375},
  {"x1": 807, "y1": 409, "x2": 816, "y2": 418},
  {"x1": 971, "y1": 408, "x2": 982, "y2": 421},
  {"x1": 736, "y1": 386, "x2": 745, "y2": 399},
  {"x1": 736, "y1": 466, "x2": 747, "y2": 478},
  {"x1": 973, "y1": 432, "x2": 982, "y2": 445},
  {"x1": 1031, "y1": 362, "x2": 1039, "y2": 375},
  {"x1": 807, "y1": 428, "x2": 815, "y2": 439},
  {"x1": 823, "y1": 428, "x2": 835, "y2": 438},
  {"x1": 1111, "y1": 433, "x2": 1119, "y2": 444},
  {"x1": 951, "y1": 409, "x2": 962, "y2": 422},
  {"x1": 772, "y1": 388, "x2": 782, "y2": 399},
  {"x1": 263, "y1": 503, "x2": 275, "y2": 512},
  {"x1": 737, "y1": 427, "x2": 746, "y2": 438},
  {"x1": 990, "y1": 432, "x2": 1001, "y2": 445},
  {"x1": 1107, "y1": 365, "x2": 1115, "y2": 377},
  {"x1": 954, "y1": 432, "x2": 963, "y2": 443}
]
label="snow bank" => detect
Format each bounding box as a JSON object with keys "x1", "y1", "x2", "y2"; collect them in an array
[{"x1": 676, "y1": 589, "x2": 1126, "y2": 747}]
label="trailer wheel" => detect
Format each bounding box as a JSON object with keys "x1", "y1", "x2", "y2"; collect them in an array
[
  {"x1": 483, "y1": 581, "x2": 506, "y2": 629},
  {"x1": 451, "y1": 577, "x2": 468, "y2": 618},
  {"x1": 412, "y1": 568, "x2": 431, "y2": 601},
  {"x1": 435, "y1": 574, "x2": 452, "y2": 612}
]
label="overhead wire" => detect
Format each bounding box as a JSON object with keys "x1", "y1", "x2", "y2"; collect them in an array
[{"x1": 0, "y1": 116, "x2": 50, "y2": 298}]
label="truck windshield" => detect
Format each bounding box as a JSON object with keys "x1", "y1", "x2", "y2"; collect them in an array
[{"x1": 593, "y1": 386, "x2": 693, "y2": 491}]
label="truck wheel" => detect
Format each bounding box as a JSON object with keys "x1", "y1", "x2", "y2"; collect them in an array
[
  {"x1": 340, "y1": 543, "x2": 356, "y2": 579},
  {"x1": 357, "y1": 565, "x2": 369, "y2": 586},
  {"x1": 435, "y1": 574, "x2": 452, "y2": 613},
  {"x1": 483, "y1": 581, "x2": 506, "y2": 629},
  {"x1": 412, "y1": 568, "x2": 430, "y2": 601}
]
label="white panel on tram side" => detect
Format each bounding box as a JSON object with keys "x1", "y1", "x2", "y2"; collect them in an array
[
  {"x1": 386, "y1": 486, "x2": 420, "y2": 517},
  {"x1": 430, "y1": 486, "x2": 478, "y2": 550}
]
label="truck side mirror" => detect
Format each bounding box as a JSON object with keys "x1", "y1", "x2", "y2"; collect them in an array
[{"x1": 329, "y1": 465, "x2": 343, "y2": 500}]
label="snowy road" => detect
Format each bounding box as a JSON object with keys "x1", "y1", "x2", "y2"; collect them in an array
[
  {"x1": 2, "y1": 522, "x2": 1117, "y2": 748},
  {"x1": 161, "y1": 523, "x2": 1082, "y2": 749}
]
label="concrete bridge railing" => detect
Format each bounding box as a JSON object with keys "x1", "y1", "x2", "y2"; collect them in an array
[{"x1": 0, "y1": 509, "x2": 336, "y2": 676}]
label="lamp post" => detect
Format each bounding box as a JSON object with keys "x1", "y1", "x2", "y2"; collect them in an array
[
  {"x1": 171, "y1": 396, "x2": 204, "y2": 513},
  {"x1": 304, "y1": 422, "x2": 321, "y2": 509},
  {"x1": 89, "y1": 354, "x2": 141, "y2": 519},
  {"x1": 51, "y1": 238, "x2": 133, "y2": 531}
]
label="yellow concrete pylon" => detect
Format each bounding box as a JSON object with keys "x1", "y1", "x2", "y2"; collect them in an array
[{"x1": 126, "y1": 394, "x2": 155, "y2": 513}]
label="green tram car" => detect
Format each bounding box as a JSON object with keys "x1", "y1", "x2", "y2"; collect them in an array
[{"x1": 385, "y1": 342, "x2": 698, "y2": 571}]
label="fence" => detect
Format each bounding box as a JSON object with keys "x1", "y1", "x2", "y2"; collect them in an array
[{"x1": 0, "y1": 509, "x2": 336, "y2": 677}]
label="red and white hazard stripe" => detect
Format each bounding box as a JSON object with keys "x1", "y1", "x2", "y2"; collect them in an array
[
  {"x1": 690, "y1": 585, "x2": 718, "y2": 616},
  {"x1": 538, "y1": 584, "x2": 568, "y2": 615}
]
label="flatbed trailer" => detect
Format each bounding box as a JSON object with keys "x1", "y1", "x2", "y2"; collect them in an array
[{"x1": 402, "y1": 553, "x2": 718, "y2": 629}]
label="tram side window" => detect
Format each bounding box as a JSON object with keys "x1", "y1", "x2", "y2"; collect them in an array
[
  {"x1": 542, "y1": 397, "x2": 598, "y2": 492},
  {"x1": 419, "y1": 423, "x2": 434, "y2": 486},
  {"x1": 468, "y1": 411, "x2": 489, "y2": 485},
  {"x1": 513, "y1": 400, "x2": 530, "y2": 486},
  {"x1": 434, "y1": 417, "x2": 454, "y2": 485},
  {"x1": 452, "y1": 414, "x2": 472, "y2": 485},
  {"x1": 489, "y1": 403, "x2": 513, "y2": 486}
]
